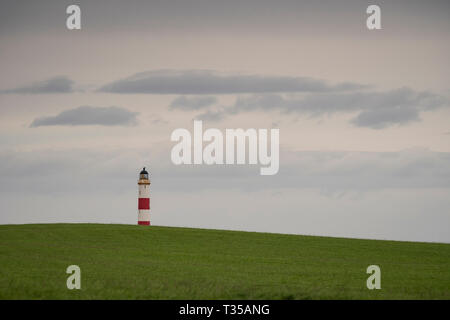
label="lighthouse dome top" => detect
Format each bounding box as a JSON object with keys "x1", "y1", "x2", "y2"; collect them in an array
[{"x1": 138, "y1": 167, "x2": 150, "y2": 183}]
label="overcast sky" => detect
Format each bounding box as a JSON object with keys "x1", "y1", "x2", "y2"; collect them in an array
[{"x1": 1, "y1": 0, "x2": 449, "y2": 243}]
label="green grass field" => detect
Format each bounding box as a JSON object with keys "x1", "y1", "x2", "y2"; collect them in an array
[{"x1": 0, "y1": 223, "x2": 449, "y2": 299}]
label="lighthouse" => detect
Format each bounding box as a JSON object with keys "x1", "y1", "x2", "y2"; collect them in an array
[{"x1": 138, "y1": 167, "x2": 151, "y2": 225}]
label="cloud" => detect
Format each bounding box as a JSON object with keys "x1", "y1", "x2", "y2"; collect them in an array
[
  {"x1": 194, "y1": 109, "x2": 226, "y2": 122},
  {"x1": 350, "y1": 107, "x2": 420, "y2": 129},
  {"x1": 1, "y1": 76, "x2": 75, "y2": 94},
  {"x1": 1, "y1": 147, "x2": 449, "y2": 194},
  {"x1": 161, "y1": 149, "x2": 450, "y2": 192},
  {"x1": 98, "y1": 70, "x2": 367, "y2": 94},
  {"x1": 193, "y1": 88, "x2": 448, "y2": 128},
  {"x1": 169, "y1": 95, "x2": 217, "y2": 110},
  {"x1": 30, "y1": 106, "x2": 138, "y2": 127}
]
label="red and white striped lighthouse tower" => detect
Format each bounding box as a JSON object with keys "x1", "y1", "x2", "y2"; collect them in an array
[{"x1": 138, "y1": 167, "x2": 151, "y2": 225}]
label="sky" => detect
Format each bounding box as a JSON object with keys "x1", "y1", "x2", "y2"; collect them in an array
[{"x1": 0, "y1": 0, "x2": 449, "y2": 243}]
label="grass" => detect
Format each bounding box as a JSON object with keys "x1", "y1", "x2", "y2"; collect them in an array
[{"x1": 0, "y1": 223, "x2": 449, "y2": 299}]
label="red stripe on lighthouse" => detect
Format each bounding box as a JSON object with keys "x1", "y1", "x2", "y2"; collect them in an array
[
  {"x1": 138, "y1": 221, "x2": 150, "y2": 226},
  {"x1": 138, "y1": 198, "x2": 150, "y2": 209}
]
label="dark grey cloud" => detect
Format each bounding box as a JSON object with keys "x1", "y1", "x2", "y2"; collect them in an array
[
  {"x1": 195, "y1": 88, "x2": 448, "y2": 129},
  {"x1": 1, "y1": 76, "x2": 75, "y2": 94},
  {"x1": 30, "y1": 106, "x2": 138, "y2": 127},
  {"x1": 169, "y1": 95, "x2": 217, "y2": 110},
  {"x1": 98, "y1": 70, "x2": 367, "y2": 94},
  {"x1": 351, "y1": 107, "x2": 420, "y2": 129},
  {"x1": 194, "y1": 109, "x2": 226, "y2": 122}
]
